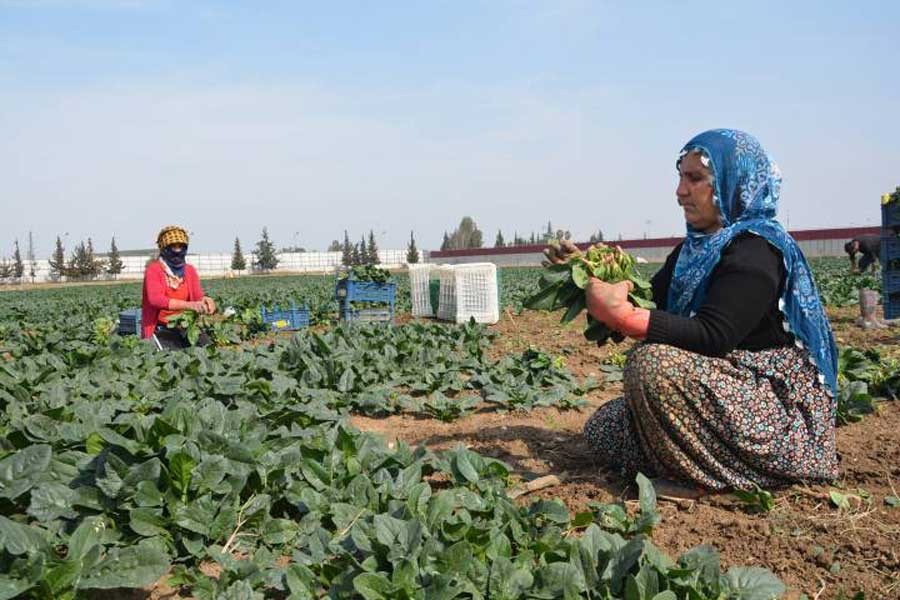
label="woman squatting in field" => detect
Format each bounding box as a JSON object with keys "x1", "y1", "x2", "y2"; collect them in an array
[
  {"x1": 142, "y1": 225, "x2": 217, "y2": 349},
  {"x1": 551, "y1": 129, "x2": 839, "y2": 496}
]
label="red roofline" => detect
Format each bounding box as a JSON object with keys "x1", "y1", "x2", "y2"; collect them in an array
[{"x1": 427, "y1": 226, "x2": 881, "y2": 258}]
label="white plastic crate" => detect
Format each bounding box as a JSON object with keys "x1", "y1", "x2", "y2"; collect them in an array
[
  {"x1": 408, "y1": 264, "x2": 435, "y2": 317},
  {"x1": 436, "y1": 263, "x2": 500, "y2": 324}
]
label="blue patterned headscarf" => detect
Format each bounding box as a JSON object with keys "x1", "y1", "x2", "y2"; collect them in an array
[{"x1": 668, "y1": 129, "x2": 837, "y2": 394}]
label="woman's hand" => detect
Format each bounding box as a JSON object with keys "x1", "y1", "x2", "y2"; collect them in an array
[
  {"x1": 189, "y1": 301, "x2": 208, "y2": 314},
  {"x1": 585, "y1": 278, "x2": 650, "y2": 339},
  {"x1": 201, "y1": 296, "x2": 217, "y2": 315},
  {"x1": 585, "y1": 279, "x2": 634, "y2": 326},
  {"x1": 542, "y1": 239, "x2": 581, "y2": 266}
]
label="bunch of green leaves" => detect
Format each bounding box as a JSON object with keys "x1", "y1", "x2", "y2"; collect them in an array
[
  {"x1": 524, "y1": 243, "x2": 655, "y2": 345},
  {"x1": 165, "y1": 309, "x2": 264, "y2": 347},
  {"x1": 343, "y1": 264, "x2": 392, "y2": 284},
  {"x1": 165, "y1": 311, "x2": 214, "y2": 346}
]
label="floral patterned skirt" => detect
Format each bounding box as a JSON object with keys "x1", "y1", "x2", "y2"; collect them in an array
[{"x1": 583, "y1": 343, "x2": 838, "y2": 490}]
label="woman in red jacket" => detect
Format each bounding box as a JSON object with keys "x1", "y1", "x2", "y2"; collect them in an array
[{"x1": 142, "y1": 225, "x2": 217, "y2": 349}]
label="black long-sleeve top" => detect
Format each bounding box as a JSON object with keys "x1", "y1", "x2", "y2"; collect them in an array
[
  {"x1": 646, "y1": 232, "x2": 794, "y2": 356},
  {"x1": 851, "y1": 234, "x2": 881, "y2": 259}
]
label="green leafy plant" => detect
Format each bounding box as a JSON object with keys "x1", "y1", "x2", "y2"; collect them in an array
[
  {"x1": 588, "y1": 473, "x2": 661, "y2": 535},
  {"x1": 419, "y1": 391, "x2": 478, "y2": 422},
  {"x1": 91, "y1": 316, "x2": 116, "y2": 345},
  {"x1": 733, "y1": 485, "x2": 776, "y2": 513}
]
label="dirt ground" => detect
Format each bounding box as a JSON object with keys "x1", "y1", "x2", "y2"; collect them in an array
[{"x1": 351, "y1": 307, "x2": 900, "y2": 600}]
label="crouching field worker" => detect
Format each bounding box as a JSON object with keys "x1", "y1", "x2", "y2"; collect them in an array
[
  {"x1": 142, "y1": 225, "x2": 217, "y2": 350},
  {"x1": 844, "y1": 234, "x2": 880, "y2": 274},
  {"x1": 566, "y1": 130, "x2": 838, "y2": 494}
]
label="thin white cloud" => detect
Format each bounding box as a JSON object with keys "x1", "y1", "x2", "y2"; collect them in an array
[{"x1": 0, "y1": 0, "x2": 162, "y2": 9}]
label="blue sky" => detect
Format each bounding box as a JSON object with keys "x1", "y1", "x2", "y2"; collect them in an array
[{"x1": 1, "y1": 0, "x2": 898, "y2": 255}]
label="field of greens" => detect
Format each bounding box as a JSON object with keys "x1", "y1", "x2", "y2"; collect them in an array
[{"x1": 0, "y1": 258, "x2": 890, "y2": 599}]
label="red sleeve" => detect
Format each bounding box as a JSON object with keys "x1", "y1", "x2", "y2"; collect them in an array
[
  {"x1": 143, "y1": 262, "x2": 171, "y2": 310},
  {"x1": 187, "y1": 265, "x2": 204, "y2": 300}
]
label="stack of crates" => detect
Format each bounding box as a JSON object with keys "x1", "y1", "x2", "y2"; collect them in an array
[
  {"x1": 881, "y1": 190, "x2": 900, "y2": 319},
  {"x1": 117, "y1": 308, "x2": 141, "y2": 336},
  {"x1": 260, "y1": 302, "x2": 310, "y2": 332},
  {"x1": 336, "y1": 278, "x2": 396, "y2": 323}
]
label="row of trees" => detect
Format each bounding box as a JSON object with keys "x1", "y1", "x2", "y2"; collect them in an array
[
  {"x1": 231, "y1": 228, "x2": 279, "y2": 273},
  {"x1": 441, "y1": 218, "x2": 604, "y2": 250},
  {"x1": 46, "y1": 237, "x2": 125, "y2": 281},
  {"x1": 230, "y1": 228, "x2": 421, "y2": 272},
  {"x1": 339, "y1": 230, "x2": 382, "y2": 267},
  {"x1": 0, "y1": 233, "x2": 125, "y2": 284},
  {"x1": 3, "y1": 221, "x2": 605, "y2": 283}
]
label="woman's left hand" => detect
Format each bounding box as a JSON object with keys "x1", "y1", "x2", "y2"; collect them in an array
[
  {"x1": 585, "y1": 278, "x2": 635, "y2": 329},
  {"x1": 202, "y1": 296, "x2": 217, "y2": 315}
]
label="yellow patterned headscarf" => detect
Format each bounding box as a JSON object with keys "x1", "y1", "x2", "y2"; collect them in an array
[{"x1": 156, "y1": 225, "x2": 189, "y2": 250}]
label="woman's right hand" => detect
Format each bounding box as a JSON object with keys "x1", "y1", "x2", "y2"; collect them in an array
[
  {"x1": 542, "y1": 239, "x2": 581, "y2": 266},
  {"x1": 190, "y1": 301, "x2": 208, "y2": 314}
]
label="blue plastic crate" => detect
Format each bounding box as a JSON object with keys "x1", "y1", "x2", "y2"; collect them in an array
[
  {"x1": 883, "y1": 269, "x2": 900, "y2": 293},
  {"x1": 884, "y1": 293, "x2": 900, "y2": 320},
  {"x1": 117, "y1": 308, "x2": 142, "y2": 336},
  {"x1": 335, "y1": 279, "x2": 396, "y2": 305},
  {"x1": 882, "y1": 202, "x2": 900, "y2": 228},
  {"x1": 339, "y1": 302, "x2": 393, "y2": 324},
  {"x1": 881, "y1": 237, "x2": 900, "y2": 265},
  {"x1": 260, "y1": 302, "x2": 310, "y2": 331}
]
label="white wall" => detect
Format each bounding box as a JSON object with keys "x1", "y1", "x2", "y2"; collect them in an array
[
  {"x1": 16, "y1": 249, "x2": 407, "y2": 282},
  {"x1": 425, "y1": 237, "x2": 852, "y2": 267}
]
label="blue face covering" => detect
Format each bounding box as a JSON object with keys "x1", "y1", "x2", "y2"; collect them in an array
[
  {"x1": 667, "y1": 129, "x2": 838, "y2": 395},
  {"x1": 161, "y1": 245, "x2": 188, "y2": 277}
]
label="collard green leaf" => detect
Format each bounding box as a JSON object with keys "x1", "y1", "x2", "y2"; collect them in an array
[
  {"x1": 0, "y1": 515, "x2": 49, "y2": 555},
  {"x1": 77, "y1": 543, "x2": 170, "y2": 590},
  {"x1": 130, "y1": 508, "x2": 170, "y2": 538},
  {"x1": 450, "y1": 447, "x2": 480, "y2": 484},
  {"x1": 523, "y1": 280, "x2": 564, "y2": 311},
  {"x1": 722, "y1": 566, "x2": 786, "y2": 600},
  {"x1": 27, "y1": 481, "x2": 78, "y2": 522},
  {"x1": 67, "y1": 516, "x2": 108, "y2": 561},
  {"x1": 571, "y1": 261, "x2": 590, "y2": 289},
  {"x1": 529, "y1": 499, "x2": 570, "y2": 525},
  {"x1": 167, "y1": 452, "x2": 197, "y2": 502},
  {"x1": 194, "y1": 454, "x2": 229, "y2": 493},
  {"x1": 0, "y1": 444, "x2": 51, "y2": 499},
  {"x1": 0, "y1": 554, "x2": 44, "y2": 600},
  {"x1": 632, "y1": 473, "x2": 660, "y2": 533},
  {"x1": 352, "y1": 572, "x2": 395, "y2": 600},
  {"x1": 488, "y1": 556, "x2": 534, "y2": 600}
]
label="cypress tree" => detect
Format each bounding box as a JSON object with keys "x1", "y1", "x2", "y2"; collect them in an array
[
  {"x1": 12, "y1": 240, "x2": 24, "y2": 280},
  {"x1": 231, "y1": 237, "x2": 247, "y2": 272},
  {"x1": 48, "y1": 236, "x2": 66, "y2": 280},
  {"x1": 367, "y1": 230, "x2": 380, "y2": 264},
  {"x1": 406, "y1": 231, "x2": 420, "y2": 264},
  {"x1": 341, "y1": 231, "x2": 353, "y2": 266},
  {"x1": 107, "y1": 237, "x2": 124, "y2": 277},
  {"x1": 254, "y1": 227, "x2": 279, "y2": 271}
]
